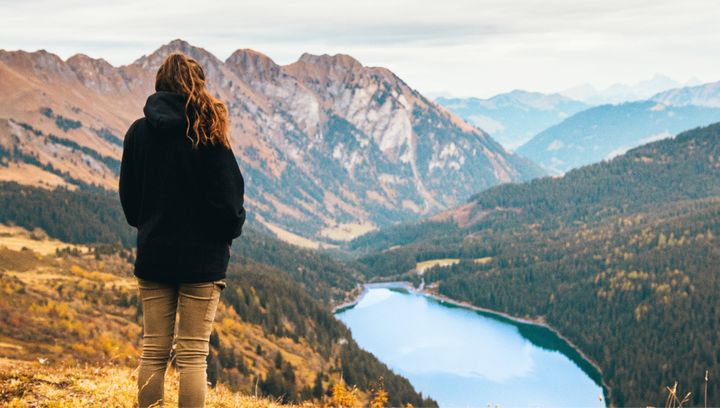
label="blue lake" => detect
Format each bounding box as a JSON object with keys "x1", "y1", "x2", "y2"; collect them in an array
[{"x1": 335, "y1": 286, "x2": 605, "y2": 407}]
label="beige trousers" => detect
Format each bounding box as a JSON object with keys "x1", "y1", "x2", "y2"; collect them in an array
[{"x1": 136, "y1": 277, "x2": 226, "y2": 408}]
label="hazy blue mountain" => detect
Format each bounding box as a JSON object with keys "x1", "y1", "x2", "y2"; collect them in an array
[
  {"x1": 436, "y1": 90, "x2": 589, "y2": 150},
  {"x1": 561, "y1": 74, "x2": 694, "y2": 105},
  {"x1": 652, "y1": 80, "x2": 720, "y2": 107},
  {"x1": 516, "y1": 100, "x2": 720, "y2": 173}
]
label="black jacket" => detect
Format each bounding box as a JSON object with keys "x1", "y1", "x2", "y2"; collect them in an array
[{"x1": 119, "y1": 91, "x2": 246, "y2": 283}]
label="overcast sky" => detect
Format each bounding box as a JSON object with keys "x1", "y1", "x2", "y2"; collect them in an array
[{"x1": 2, "y1": 0, "x2": 719, "y2": 98}]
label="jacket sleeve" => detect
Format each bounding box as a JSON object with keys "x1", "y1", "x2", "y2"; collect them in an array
[
  {"x1": 201, "y1": 143, "x2": 246, "y2": 241},
  {"x1": 119, "y1": 121, "x2": 140, "y2": 227}
]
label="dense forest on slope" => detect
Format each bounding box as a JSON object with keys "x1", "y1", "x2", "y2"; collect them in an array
[
  {"x1": 0, "y1": 182, "x2": 135, "y2": 245},
  {"x1": 351, "y1": 123, "x2": 720, "y2": 406},
  {"x1": 220, "y1": 262, "x2": 436, "y2": 406},
  {"x1": 229, "y1": 230, "x2": 364, "y2": 304},
  {"x1": 0, "y1": 182, "x2": 435, "y2": 405},
  {"x1": 0, "y1": 181, "x2": 360, "y2": 304}
]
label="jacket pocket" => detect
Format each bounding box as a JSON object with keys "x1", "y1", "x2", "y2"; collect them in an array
[{"x1": 213, "y1": 280, "x2": 227, "y2": 291}]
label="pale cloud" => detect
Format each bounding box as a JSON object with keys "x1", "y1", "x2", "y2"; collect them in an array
[{"x1": 1, "y1": 0, "x2": 718, "y2": 97}]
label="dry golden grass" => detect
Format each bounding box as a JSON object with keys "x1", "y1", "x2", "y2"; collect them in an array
[
  {"x1": 319, "y1": 223, "x2": 376, "y2": 242},
  {"x1": 0, "y1": 162, "x2": 75, "y2": 190},
  {"x1": 0, "y1": 361, "x2": 309, "y2": 407},
  {"x1": 473, "y1": 257, "x2": 493, "y2": 265},
  {"x1": 0, "y1": 224, "x2": 88, "y2": 256},
  {"x1": 664, "y1": 381, "x2": 692, "y2": 408},
  {"x1": 661, "y1": 370, "x2": 711, "y2": 408},
  {"x1": 415, "y1": 259, "x2": 460, "y2": 275},
  {"x1": 256, "y1": 217, "x2": 333, "y2": 250}
]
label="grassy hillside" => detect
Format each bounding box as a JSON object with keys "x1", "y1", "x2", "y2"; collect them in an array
[
  {"x1": 350, "y1": 123, "x2": 720, "y2": 406},
  {"x1": 0, "y1": 183, "x2": 435, "y2": 406},
  {"x1": 0, "y1": 362, "x2": 302, "y2": 408},
  {"x1": 0, "y1": 225, "x2": 433, "y2": 406}
]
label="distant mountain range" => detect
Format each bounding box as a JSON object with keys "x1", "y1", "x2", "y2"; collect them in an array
[
  {"x1": 516, "y1": 100, "x2": 720, "y2": 174},
  {"x1": 436, "y1": 90, "x2": 589, "y2": 150},
  {"x1": 651, "y1": 80, "x2": 720, "y2": 107},
  {"x1": 561, "y1": 74, "x2": 700, "y2": 105},
  {"x1": 0, "y1": 39, "x2": 543, "y2": 244}
]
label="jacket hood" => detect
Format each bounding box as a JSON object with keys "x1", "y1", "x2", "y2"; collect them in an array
[{"x1": 143, "y1": 91, "x2": 188, "y2": 129}]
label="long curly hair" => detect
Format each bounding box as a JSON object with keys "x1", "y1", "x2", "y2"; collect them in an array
[{"x1": 155, "y1": 53, "x2": 230, "y2": 149}]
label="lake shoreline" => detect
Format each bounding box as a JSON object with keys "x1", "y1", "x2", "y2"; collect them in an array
[
  {"x1": 332, "y1": 281, "x2": 414, "y2": 313},
  {"x1": 335, "y1": 281, "x2": 614, "y2": 407}
]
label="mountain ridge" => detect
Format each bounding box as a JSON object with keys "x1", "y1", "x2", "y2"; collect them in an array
[
  {"x1": 560, "y1": 74, "x2": 694, "y2": 105},
  {"x1": 516, "y1": 100, "x2": 720, "y2": 173},
  {"x1": 0, "y1": 39, "x2": 544, "y2": 243},
  {"x1": 651, "y1": 80, "x2": 720, "y2": 108},
  {"x1": 437, "y1": 90, "x2": 589, "y2": 150}
]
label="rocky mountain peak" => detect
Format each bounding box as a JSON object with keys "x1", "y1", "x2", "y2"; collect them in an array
[
  {"x1": 0, "y1": 49, "x2": 76, "y2": 82},
  {"x1": 286, "y1": 53, "x2": 364, "y2": 84},
  {"x1": 0, "y1": 41, "x2": 544, "y2": 244},
  {"x1": 297, "y1": 52, "x2": 362, "y2": 69},
  {"x1": 65, "y1": 54, "x2": 126, "y2": 92},
  {"x1": 66, "y1": 53, "x2": 113, "y2": 68},
  {"x1": 131, "y1": 39, "x2": 242, "y2": 92},
  {"x1": 225, "y1": 48, "x2": 281, "y2": 82},
  {"x1": 131, "y1": 39, "x2": 222, "y2": 72}
]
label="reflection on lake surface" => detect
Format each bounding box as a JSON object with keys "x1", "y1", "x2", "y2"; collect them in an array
[{"x1": 335, "y1": 286, "x2": 605, "y2": 407}]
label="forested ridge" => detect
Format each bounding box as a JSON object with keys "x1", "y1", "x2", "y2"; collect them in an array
[
  {"x1": 0, "y1": 181, "x2": 361, "y2": 304},
  {"x1": 230, "y1": 230, "x2": 364, "y2": 304},
  {"x1": 351, "y1": 123, "x2": 720, "y2": 406},
  {"x1": 0, "y1": 182, "x2": 135, "y2": 245}
]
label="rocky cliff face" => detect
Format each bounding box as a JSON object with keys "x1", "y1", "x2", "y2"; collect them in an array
[{"x1": 0, "y1": 39, "x2": 543, "y2": 243}]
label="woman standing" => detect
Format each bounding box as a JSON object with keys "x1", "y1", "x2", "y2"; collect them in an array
[{"x1": 119, "y1": 53, "x2": 246, "y2": 407}]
